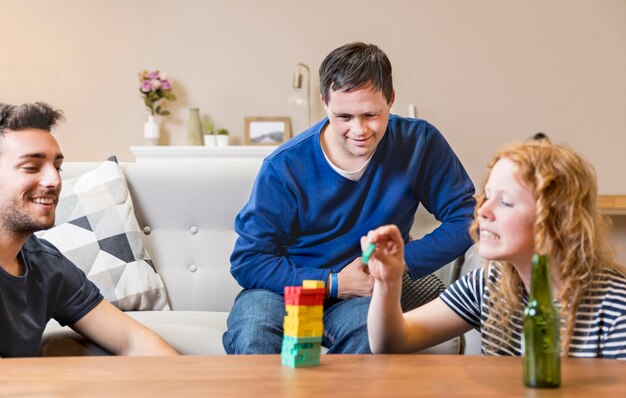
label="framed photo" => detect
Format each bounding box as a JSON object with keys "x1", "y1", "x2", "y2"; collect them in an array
[{"x1": 244, "y1": 116, "x2": 292, "y2": 145}]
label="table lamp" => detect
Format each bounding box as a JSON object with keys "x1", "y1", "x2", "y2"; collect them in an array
[{"x1": 288, "y1": 63, "x2": 311, "y2": 127}]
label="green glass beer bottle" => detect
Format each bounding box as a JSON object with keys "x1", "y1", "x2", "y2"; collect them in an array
[{"x1": 523, "y1": 254, "x2": 561, "y2": 388}]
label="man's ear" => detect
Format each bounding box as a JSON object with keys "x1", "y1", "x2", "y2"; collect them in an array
[{"x1": 321, "y1": 94, "x2": 328, "y2": 111}]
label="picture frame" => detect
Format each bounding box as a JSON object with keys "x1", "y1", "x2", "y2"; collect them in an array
[{"x1": 244, "y1": 116, "x2": 292, "y2": 145}]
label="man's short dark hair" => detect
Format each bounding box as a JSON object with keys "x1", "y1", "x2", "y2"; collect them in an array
[
  {"x1": 319, "y1": 42, "x2": 394, "y2": 104},
  {"x1": 0, "y1": 102, "x2": 64, "y2": 134},
  {"x1": 528, "y1": 131, "x2": 551, "y2": 144}
]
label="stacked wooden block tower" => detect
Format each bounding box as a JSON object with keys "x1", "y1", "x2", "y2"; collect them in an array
[{"x1": 281, "y1": 280, "x2": 326, "y2": 368}]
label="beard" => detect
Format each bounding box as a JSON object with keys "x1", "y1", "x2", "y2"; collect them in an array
[
  {"x1": 1, "y1": 189, "x2": 60, "y2": 233},
  {"x1": 0, "y1": 195, "x2": 56, "y2": 234},
  {"x1": 3, "y1": 210, "x2": 55, "y2": 233}
]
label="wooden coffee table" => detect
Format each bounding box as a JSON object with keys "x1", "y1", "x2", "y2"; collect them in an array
[{"x1": 0, "y1": 354, "x2": 623, "y2": 397}]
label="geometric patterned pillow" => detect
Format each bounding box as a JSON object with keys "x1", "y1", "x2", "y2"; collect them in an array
[{"x1": 36, "y1": 156, "x2": 170, "y2": 311}]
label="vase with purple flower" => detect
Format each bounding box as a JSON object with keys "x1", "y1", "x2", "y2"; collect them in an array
[{"x1": 139, "y1": 70, "x2": 176, "y2": 145}]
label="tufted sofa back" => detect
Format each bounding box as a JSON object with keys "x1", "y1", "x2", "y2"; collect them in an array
[{"x1": 60, "y1": 159, "x2": 263, "y2": 312}]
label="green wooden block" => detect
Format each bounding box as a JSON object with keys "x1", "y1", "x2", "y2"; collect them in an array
[{"x1": 281, "y1": 351, "x2": 320, "y2": 368}]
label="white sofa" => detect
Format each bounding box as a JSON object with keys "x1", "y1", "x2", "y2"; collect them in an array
[{"x1": 41, "y1": 158, "x2": 465, "y2": 356}]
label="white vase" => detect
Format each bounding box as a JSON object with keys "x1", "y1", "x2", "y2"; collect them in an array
[
  {"x1": 144, "y1": 115, "x2": 160, "y2": 146},
  {"x1": 216, "y1": 135, "x2": 229, "y2": 147},
  {"x1": 204, "y1": 135, "x2": 217, "y2": 147}
]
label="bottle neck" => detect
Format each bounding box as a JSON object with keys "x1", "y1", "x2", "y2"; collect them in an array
[{"x1": 529, "y1": 254, "x2": 554, "y2": 303}]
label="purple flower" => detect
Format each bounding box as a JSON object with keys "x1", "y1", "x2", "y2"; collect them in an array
[
  {"x1": 140, "y1": 80, "x2": 153, "y2": 93},
  {"x1": 139, "y1": 69, "x2": 176, "y2": 116}
]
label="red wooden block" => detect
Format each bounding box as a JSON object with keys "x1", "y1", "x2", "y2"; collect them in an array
[{"x1": 284, "y1": 286, "x2": 325, "y2": 306}]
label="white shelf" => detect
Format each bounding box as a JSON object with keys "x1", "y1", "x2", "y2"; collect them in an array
[{"x1": 129, "y1": 145, "x2": 278, "y2": 162}]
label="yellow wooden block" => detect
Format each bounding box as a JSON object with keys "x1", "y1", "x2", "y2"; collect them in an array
[
  {"x1": 283, "y1": 318, "x2": 324, "y2": 337},
  {"x1": 303, "y1": 280, "x2": 325, "y2": 289},
  {"x1": 285, "y1": 305, "x2": 323, "y2": 318}
]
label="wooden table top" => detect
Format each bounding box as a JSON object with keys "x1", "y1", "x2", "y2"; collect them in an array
[{"x1": 0, "y1": 354, "x2": 623, "y2": 397}]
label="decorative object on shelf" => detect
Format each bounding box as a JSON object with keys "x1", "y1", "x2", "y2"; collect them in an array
[
  {"x1": 244, "y1": 116, "x2": 292, "y2": 145},
  {"x1": 144, "y1": 115, "x2": 160, "y2": 146},
  {"x1": 187, "y1": 108, "x2": 204, "y2": 146},
  {"x1": 204, "y1": 134, "x2": 216, "y2": 147},
  {"x1": 288, "y1": 63, "x2": 311, "y2": 127},
  {"x1": 203, "y1": 115, "x2": 216, "y2": 147},
  {"x1": 129, "y1": 145, "x2": 279, "y2": 162},
  {"x1": 216, "y1": 128, "x2": 230, "y2": 147},
  {"x1": 139, "y1": 70, "x2": 176, "y2": 145}
]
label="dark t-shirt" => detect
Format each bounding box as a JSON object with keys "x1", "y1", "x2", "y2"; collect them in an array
[{"x1": 0, "y1": 236, "x2": 103, "y2": 357}]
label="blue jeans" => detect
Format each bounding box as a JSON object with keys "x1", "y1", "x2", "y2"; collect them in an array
[{"x1": 223, "y1": 289, "x2": 372, "y2": 354}]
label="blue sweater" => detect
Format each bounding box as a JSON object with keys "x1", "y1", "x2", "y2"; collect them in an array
[{"x1": 231, "y1": 115, "x2": 476, "y2": 293}]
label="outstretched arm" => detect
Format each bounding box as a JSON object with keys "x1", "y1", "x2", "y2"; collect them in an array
[
  {"x1": 70, "y1": 300, "x2": 178, "y2": 356},
  {"x1": 364, "y1": 225, "x2": 473, "y2": 353},
  {"x1": 363, "y1": 225, "x2": 406, "y2": 353}
]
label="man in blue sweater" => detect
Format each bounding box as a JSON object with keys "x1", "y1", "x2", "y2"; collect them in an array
[{"x1": 223, "y1": 42, "x2": 476, "y2": 354}]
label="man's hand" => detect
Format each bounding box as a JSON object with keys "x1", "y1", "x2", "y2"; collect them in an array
[{"x1": 336, "y1": 256, "x2": 374, "y2": 299}]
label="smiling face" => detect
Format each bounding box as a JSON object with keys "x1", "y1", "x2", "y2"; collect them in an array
[
  {"x1": 320, "y1": 83, "x2": 394, "y2": 170},
  {"x1": 477, "y1": 158, "x2": 536, "y2": 268},
  {"x1": 0, "y1": 128, "x2": 64, "y2": 235}
]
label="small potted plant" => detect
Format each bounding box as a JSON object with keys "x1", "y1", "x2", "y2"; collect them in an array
[
  {"x1": 216, "y1": 128, "x2": 230, "y2": 147},
  {"x1": 203, "y1": 118, "x2": 216, "y2": 147}
]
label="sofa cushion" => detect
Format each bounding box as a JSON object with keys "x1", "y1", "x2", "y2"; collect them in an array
[
  {"x1": 41, "y1": 311, "x2": 460, "y2": 356},
  {"x1": 42, "y1": 312, "x2": 229, "y2": 355},
  {"x1": 125, "y1": 311, "x2": 229, "y2": 354},
  {"x1": 36, "y1": 156, "x2": 169, "y2": 311}
]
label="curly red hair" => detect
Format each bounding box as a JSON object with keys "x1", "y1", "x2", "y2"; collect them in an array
[{"x1": 470, "y1": 140, "x2": 622, "y2": 353}]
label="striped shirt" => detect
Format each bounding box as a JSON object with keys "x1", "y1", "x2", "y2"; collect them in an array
[{"x1": 440, "y1": 263, "x2": 626, "y2": 359}]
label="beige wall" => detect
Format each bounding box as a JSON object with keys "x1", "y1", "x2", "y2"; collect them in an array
[
  {"x1": 1, "y1": 0, "x2": 625, "y2": 195},
  {"x1": 1, "y1": 0, "x2": 625, "y2": 263}
]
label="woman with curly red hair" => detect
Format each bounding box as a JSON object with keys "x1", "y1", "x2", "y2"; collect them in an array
[{"x1": 365, "y1": 140, "x2": 626, "y2": 358}]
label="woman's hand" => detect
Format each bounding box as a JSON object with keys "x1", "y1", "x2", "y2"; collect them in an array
[{"x1": 360, "y1": 224, "x2": 405, "y2": 285}]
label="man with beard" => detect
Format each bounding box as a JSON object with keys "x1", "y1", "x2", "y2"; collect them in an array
[{"x1": 0, "y1": 102, "x2": 177, "y2": 357}]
